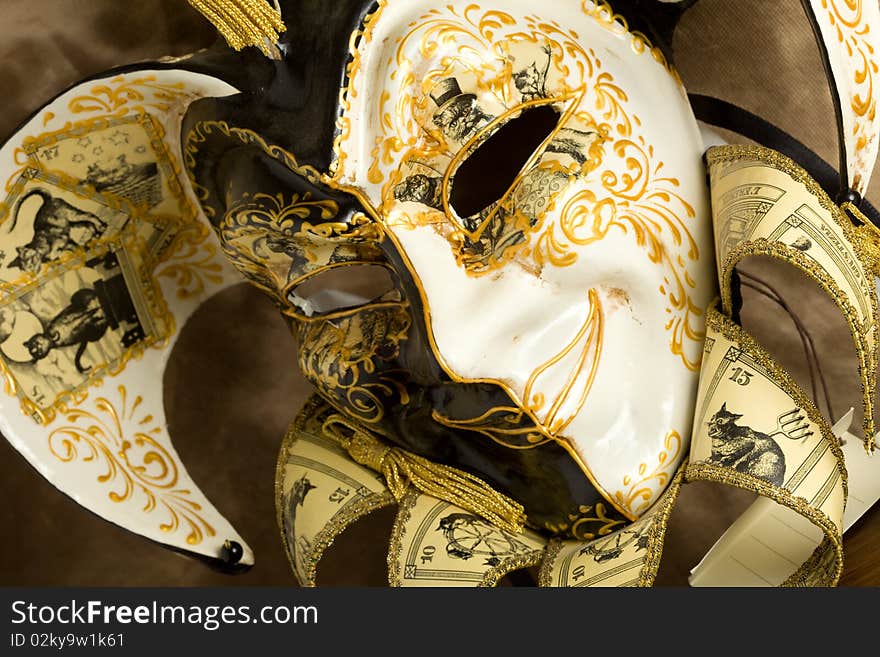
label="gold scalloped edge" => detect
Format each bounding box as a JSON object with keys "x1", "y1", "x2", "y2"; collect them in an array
[
  {"x1": 536, "y1": 466, "x2": 684, "y2": 587},
  {"x1": 275, "y1": 396, "x2": 396, "y2": 587},
  {"x1": 482, "y1": 548, "x2": 546, "y2": 588},
  {"x1": 536, "y1": 539, "x2": 563, "y2": 587},
  {"x1": 387, "y1": 490, "x2": 545, "y2": 587},
  {"x1": 685, "y1": 462, "x2": 843, "y2": 586},
  {"x1": 721, "y1": 238, "x2": 876, "y2": 452},
  {"x1": 275, "y1": 397, "x2": 323, "y2": 553},
  {"x1": 298, "y1": 491, "x2": 396, "y2": 587},
  {"x1": 705, "y1": 145, "x2": 876, "y2": 267},
  {"x1": 704, "y1": 306, "x2": 849, "y2": 496},
  {"x1": 385, "y1": 489, "x2": 413, "y2": 587},
  {"x1": 637, "y1": 466, "x2": 686, "y2": 586},
  {"x1": 782, "y1": 537, "x2": 839, "y2": 587},
  {"x1": 706, "y1": 144, "x2": 880, "y2": 451}
]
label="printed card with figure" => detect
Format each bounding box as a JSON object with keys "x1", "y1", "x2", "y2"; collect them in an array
[
  {"x1": 691, "y1": 312, "x2": 844, "y2": 521},
  {"x1": 22, "y1": 113, "x2": 195, "y2": 260},
  {"x1": 0, "y1": 232, "x2": 170, "y2": 423},
  {"x1": 0, "y1": 170, "x2": 131, "y2": 281},
  {"x1": 0, "y1": 105, "x2": 203, "y2": 423}
]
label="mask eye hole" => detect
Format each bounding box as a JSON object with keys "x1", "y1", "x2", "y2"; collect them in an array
[
  {"x1": 449, "y1": 104, "x2": 559, "y2": 219},
  {"x1": 288, "y1": 264, "x2": 397, "y2": 317}
]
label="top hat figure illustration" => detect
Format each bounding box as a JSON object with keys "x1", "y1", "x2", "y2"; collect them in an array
[{"x1": 429, "y1": 77, "x2": 493, "y2": 143}]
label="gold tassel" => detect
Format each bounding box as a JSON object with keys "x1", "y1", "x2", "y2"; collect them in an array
[
  {"x1": 188, "y1": 0, "x2": 286, "y2": 55},
  {"x1": 322, "y1": 414, "x2": 527, "y2": 534}
]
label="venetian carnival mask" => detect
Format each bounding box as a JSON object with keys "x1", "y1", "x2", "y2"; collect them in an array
[
  {"x1": 184, "y1": 0, "x2": 717, "y2": 542},
  {"x1": 2, "y1": 0, "x2": 880, "y2": 587}
]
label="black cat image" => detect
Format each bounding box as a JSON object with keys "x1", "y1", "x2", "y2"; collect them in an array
[
  {"x1": 6, "y1": 189, "x2": 108, "y2": 272},
  {"x1": 707, "y1": 403, "x2": 786, "y2": 487},
  {"x1": 24, "y1": 288, "x2": 107, "y2": 373},
  {"x1": 24, "y1": 263, "x2": 141, "y2": 373}
]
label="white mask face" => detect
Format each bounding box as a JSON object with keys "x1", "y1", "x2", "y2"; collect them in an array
[{"x1": 333, "y1": 0, "x2": 716, "y2": 518}]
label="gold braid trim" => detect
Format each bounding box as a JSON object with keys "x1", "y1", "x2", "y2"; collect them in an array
[
  {"x1": 187, "y1": 0, "x2": 286, "y2": 54},
  {"x1": 321, "y1": 414, "x2": 527, "y2": 534},
  {"x1": 685, "y1": 462, "x2": 844, "y2": 586},
  {"x1": 537, "y1": 540, "x2": 564, "y2": 587},
  {"x1": 275, "y1": 401, "x2": 396, "y2": 587},
  {"x1": 706, "y1": 144, "x2": 880, "y2": 448},
  {"x1": 637, "y1": 466, "x2": 686, "y2": 586},
  {"x1": 844, "y1": 200, "x2": 880, "y2": 274}
]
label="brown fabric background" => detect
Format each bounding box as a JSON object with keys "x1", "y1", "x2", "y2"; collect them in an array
[{"x1": 0, "y1": 0, "x2": 877, "y2": 586}]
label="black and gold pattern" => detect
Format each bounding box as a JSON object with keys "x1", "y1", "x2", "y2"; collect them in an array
[
  {"x1": 182, "y1": 114, "x2": 630, "y2": 539},
  {"x1": 179, "y1": 2, "x2": 877, "y2": 585}
]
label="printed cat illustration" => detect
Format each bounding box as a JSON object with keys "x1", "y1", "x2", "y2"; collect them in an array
[
  {"x1": 513, "y1": 44, "x2": 552, "y2": 101},
  {"x1": 24, "y1": 287, "x2": 109, "y2": 374},
  {"x1": 5, "y1": 189, "x2": 108, "y2": 272},
  {"x1": 708, "y1": 403, "x2": 786, "y2": 487}
]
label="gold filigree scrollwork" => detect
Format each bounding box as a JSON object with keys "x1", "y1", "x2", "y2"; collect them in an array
[
  {"x1": 48, "y1": 385, "x2": 216, "y2": 545},
  {"x1": 358, "y1": 3, "x2": 704, "y2": 369},
  {"x1": 614, "y1": 430, "x2": 683, "y2": 516},
  {"x1": 296, "y1": 303, "x2": 412, "y2": 424},
  {"x1": 530, "y1": 106, "x2": 703, "y2": 372},
  {"x1": 155, "y1": 236, "x2": 224, "y2": 300},
  {"x1": 225, "y1": 192, "x2": 341, "y2": 231},
  {"x1": 543, "y1": 501, "x2": 627, "y2": 541},
  {"x1": 67, "y1": 75, "x2": 193, "y2": 116},
  {"x1": 215, "y1": 192, "x2": 387, "y2": 304},
  {"x1": 821, "y1": 1, "x2": 876, "y2": 125},
  {"x1": 812, "y1": 0, "x2": 880, "y2": 192}
]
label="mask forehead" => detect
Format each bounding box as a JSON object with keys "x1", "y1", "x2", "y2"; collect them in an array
[{"x1": 334, "y1": 0, "x2": 716, "y2": 516}]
